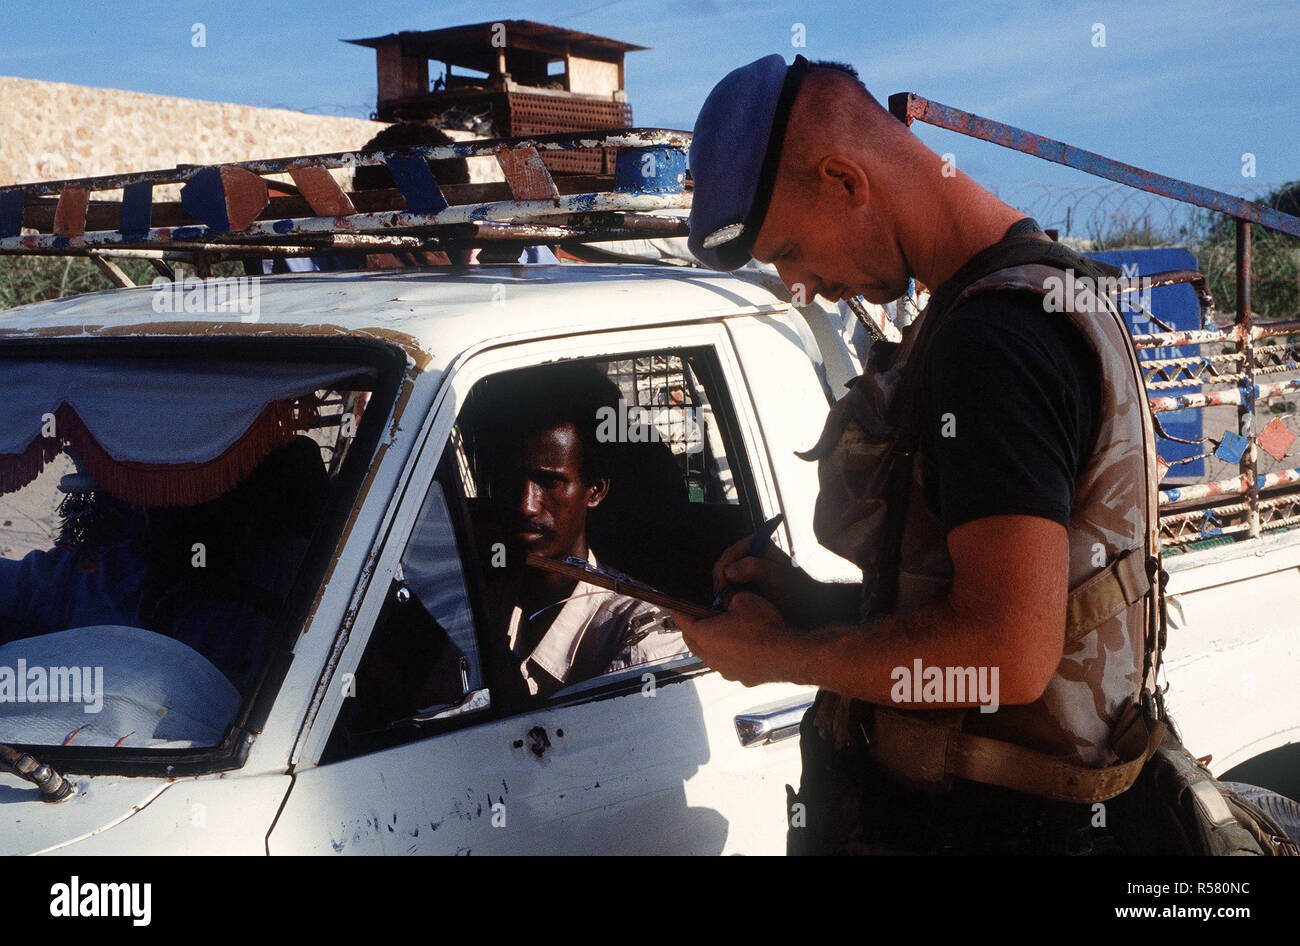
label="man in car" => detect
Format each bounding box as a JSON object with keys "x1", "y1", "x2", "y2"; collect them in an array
[
  {"x1": 673, "y1": 55, "x2": 1164, "y2": 854},
  {"x1": 470, "y1": 363, "x2": 688, "y2": 701}
]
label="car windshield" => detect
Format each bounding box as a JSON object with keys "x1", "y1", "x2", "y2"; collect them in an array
[{"x1": 0, "y1": 353, "x2": 377, "y2": 752}]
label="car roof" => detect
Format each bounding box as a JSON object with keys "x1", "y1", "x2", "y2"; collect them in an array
[{"x1": 0, "y1": 263, "x2": 787, "y2": 374}]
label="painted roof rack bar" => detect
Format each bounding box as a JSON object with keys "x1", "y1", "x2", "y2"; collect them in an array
[
  {"x1": 3, "y1": 128, "x2": 689, "y2": 197},
  {"x1": 0, "y1": 128, "x2": 692, "y2": 256}
]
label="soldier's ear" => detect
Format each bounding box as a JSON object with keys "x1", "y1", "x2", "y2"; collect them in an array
[
  {"x1": 818, "y1": 154, "x2": 870, "y2": 208},
  {"x1": 586, "y1": 477, "x2": 610, "y2": 509}
]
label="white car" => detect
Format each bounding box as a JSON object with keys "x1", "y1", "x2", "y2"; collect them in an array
[
  {"x1": 2, "y1": 238, "x2": 1295, "y2": 858},
  {"x1": 0, "y1": 262, "x2": 864, "y2": 855}
]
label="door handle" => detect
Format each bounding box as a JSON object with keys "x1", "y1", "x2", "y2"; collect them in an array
[
  {"x1": 734, "y1": 694, "x2": 814, "y2": 747},
  {"x1": 410, "y1": 687, "x2": 490, "y2": 723}
]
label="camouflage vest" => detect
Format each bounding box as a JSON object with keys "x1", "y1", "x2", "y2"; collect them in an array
[{"x1": 802, "y1": 232, "x2": 1163, "y2": 797}]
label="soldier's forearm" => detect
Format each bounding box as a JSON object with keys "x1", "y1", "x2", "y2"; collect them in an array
[{"x1": 782, "y1": 598, "x2": 1043, "y2": 708}]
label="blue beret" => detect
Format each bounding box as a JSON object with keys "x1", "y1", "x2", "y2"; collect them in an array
[{"x1": 688, "y1": 54, "x2": 810, "y2": 271}]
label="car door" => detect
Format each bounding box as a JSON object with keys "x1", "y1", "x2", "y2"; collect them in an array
[{"x1": 267, "y1": 322, "x2": 822, "y2": 855}]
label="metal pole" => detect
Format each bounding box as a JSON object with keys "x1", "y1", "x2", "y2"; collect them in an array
[
  {"x1": 1236, "y1": 219, "x2": 1260, "y2": 538},
  {"x1": 888, "y1": 93, "x2": 1300, "y2": 238}
]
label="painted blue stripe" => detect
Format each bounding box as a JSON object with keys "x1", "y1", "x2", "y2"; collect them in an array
[
  {"x1": 0, "y1": 190, "x2": 23, "y2": 239},
  {"x1": 180, "y1": 167, "x2": 231, "y2": 233},
  {"x1": 120, "y1": 181, "x2": 153, "y2": 240},
  {"x1": 385, "y1": 154, "x2": 447, "y2": 215}
]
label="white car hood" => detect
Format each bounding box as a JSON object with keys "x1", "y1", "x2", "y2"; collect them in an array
[{"x1": 0, "y1": 770, "x2": 169, "y2": 855}]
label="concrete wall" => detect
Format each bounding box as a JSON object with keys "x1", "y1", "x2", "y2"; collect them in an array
[{"x1": 0, "y1": 75, "x2": 503, "y2": 196}]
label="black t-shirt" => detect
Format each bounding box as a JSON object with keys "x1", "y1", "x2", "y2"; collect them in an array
[{"x1": 917, "y1": 287, "x2": 1102, "y2": 533}]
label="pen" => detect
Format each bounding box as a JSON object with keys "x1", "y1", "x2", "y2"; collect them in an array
[{"x1": 712, "y1": 513, "x2": 785, "y2": 610}]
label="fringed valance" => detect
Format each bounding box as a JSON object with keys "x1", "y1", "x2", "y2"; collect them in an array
[{"x1": 0, "y1": 360, "x2": 370, "y2": 506}]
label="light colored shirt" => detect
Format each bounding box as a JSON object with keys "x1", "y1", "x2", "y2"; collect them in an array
[{"x1": 506, "y1": 550, "x2": 689, "y2": 697}]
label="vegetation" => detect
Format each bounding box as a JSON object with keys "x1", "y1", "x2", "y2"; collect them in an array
[
  {"x1": 0, "y1": 257, "x2": 246, "y2": 310},
  {"x1": 1088, "y1": 181, "x2": 1299, "y2": 321},
  {"x1": 1192, "y1": 181, "x2": 1300, "y2": 322}
]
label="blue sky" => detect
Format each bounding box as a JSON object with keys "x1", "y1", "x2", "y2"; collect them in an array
[{"x1": 4, "y1": 0, "x2": 1296, "y2": 234}]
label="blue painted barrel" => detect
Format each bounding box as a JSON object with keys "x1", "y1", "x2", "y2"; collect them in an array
[{"x1": 614, "y1": 147, "x2": 688, "y2": 195}]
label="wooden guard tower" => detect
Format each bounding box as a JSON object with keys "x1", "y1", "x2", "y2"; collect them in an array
[{"x1": 346, "y1": 19, "x2": 648, "y2": 175}]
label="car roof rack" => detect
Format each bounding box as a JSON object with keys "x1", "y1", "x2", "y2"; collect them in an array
[{"x1": 0, "y1": 128, "x2": 692, "y2": 275}]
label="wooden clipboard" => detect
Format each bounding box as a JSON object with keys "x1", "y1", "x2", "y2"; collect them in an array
[{"x1": 524, "y1": 552, "x2": 718, "y2": 619}]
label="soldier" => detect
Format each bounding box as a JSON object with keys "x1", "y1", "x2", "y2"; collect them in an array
[{"x1": 673, "y1": 55, "x2": 1166, "y2": 854}]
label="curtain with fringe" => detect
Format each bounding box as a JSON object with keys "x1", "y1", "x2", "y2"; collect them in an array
[{"x1": 0, "y1": 360, "x2": 371, "y2": 506}]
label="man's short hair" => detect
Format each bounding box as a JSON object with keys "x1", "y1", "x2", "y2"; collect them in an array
[
  {"x1": 809, "y1": 59, "x2": 861, "y2": 80},
  {"x1": 467, "y1": 362, "x2": 623, "y2": 486}
]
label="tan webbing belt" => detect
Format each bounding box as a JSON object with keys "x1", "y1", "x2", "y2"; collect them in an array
[
  {"x1": 867, "y1": 704, "x2": 1165, "y2": 803},
  {"x1": 1064, "y1": 546, "x2": 1151, "y2": 644},
  {"x1": 865, "y1": 548, "x2": 1163, "y2": 803}
]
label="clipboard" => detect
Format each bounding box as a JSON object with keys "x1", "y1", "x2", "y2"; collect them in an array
[{"x1": 524, "y1": 552, "x2": 718, "y2": 619}]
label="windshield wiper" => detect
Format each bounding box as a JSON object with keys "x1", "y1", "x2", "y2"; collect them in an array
[{"x1": 0, "y1": 743, "x2": 74, "y2": 803}]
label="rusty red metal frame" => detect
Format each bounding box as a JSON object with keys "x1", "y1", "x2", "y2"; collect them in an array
[{"x1": 888, "y1": 94, "x2": 1300, "y2": 238}]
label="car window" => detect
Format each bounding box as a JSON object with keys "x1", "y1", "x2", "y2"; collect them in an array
[
  {"x1": 324, "y1": 472, "x2": 490, "y2": 761},
  {"x1": 456, "y1": 348, "x2": 761, "y2": 700},
  {"x1": 603, "y1": 353, "x2": 739, "y2": 504},
  {"x1": 0, "y1": 354, "x2": 380, "y2": 755},
  {"x1": 323, "y1": 344, "x2": 764, "y2": 760}
]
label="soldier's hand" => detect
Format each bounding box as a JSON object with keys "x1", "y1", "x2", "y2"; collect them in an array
[
  {"x1": 673, "y1": 592, "x2": 796, "y2": 688},
  {"x1": 711, "y1": 533, "x2": 807, "y2": 619}
]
